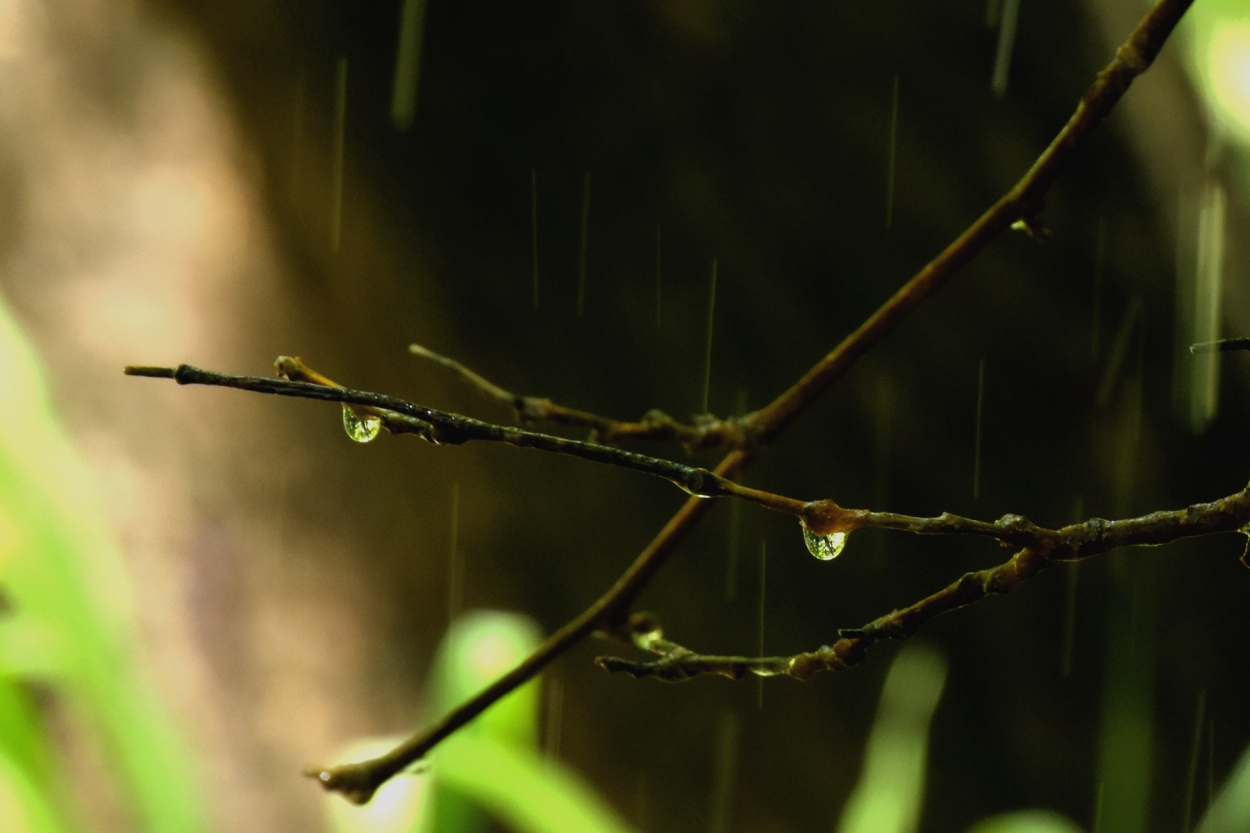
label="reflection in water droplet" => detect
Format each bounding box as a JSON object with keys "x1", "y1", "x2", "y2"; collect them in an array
[
  {"x1": 801, "y1": 522, "x2": 847, "y2": 561},
  {"x1": 342, "y1": 403, "x2": 382, "y2": 443}
]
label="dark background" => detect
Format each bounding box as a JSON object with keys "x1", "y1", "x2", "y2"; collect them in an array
[{"x1": 5, "y1": 1, "x2": 1250, "y2": 831}]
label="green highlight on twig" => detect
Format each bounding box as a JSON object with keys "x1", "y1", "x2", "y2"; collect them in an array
[{"x1": 1190, "y1": 338, "x2": 1250, "y2": 353}]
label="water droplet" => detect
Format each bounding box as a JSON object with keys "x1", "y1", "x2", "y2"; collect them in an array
[
  {"x1": 342, "y1": 404, "x2": 381, "y2": 443},
  {"x1": 801, "y1": 522, "x2": 847, "y2": 561}
]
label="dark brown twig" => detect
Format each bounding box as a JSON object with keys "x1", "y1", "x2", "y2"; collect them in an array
[
  {"x1": 124, "y1": 361, "x2": 797, "y2": 514},
  {"x1": 124, "y1": 0, "x2": 1194, "y2": 805},
  {"x1": 129, "y1": 362, "x2": 1139, "y2": 553},
  {"x1": 409, "y1": 342, "x2": 747, "y2": 450},
  {"x1": 599, "y1": 485, "x2": 1250, "y2": 681},
  {"x1": 1190, "y1": 338, "x2": 1250, "y2": 354},
  {"x1": 740, "y1": 0, "x2": 1194, "y2": 444},
  {"x1": 294, "y1": 0, "x2": 1198, "y2": 802}
]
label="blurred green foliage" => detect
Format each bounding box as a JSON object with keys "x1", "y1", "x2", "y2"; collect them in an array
[
  {"x1": 328, "y1": 610, "x2": 635, "y2": 833},
  {"x1": 0, "y1": 295, "x2": 205, "y2": 832}
]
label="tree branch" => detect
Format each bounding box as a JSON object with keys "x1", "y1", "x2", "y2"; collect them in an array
[
  {"x1": 598, "y1": 485, "x2": 1250, "y2": 681},
  {"x1": 125, "y1": 360, "x2": 797, "y2": 514},
  {"x1": 739, "y1": 0, "x2": 1194, "y2": 445},
  {"x1": 408, "y1": 342, "x2": 748, "y2": 451},
  {"x1": 127, "y1": 361, "x2": 1130, "y2": 550},
  {"x1": 124, "y1": 0, "x2": 1195, "y2": 806}
]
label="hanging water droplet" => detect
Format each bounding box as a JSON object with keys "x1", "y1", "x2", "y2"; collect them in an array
[
  {"x1": 342, "y1": 403, "x2": 381, "y2": 443},
  {"x1": 801, "y1": 521, "x2": 848, "y2": 561}
]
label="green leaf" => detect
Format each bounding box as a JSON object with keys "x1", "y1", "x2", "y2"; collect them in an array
[{"x1": 965, "y1": 811, "x2": 1085, "y2": 833}]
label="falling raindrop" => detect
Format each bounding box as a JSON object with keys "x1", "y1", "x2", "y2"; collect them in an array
[
  {"x1": 577, "y1": 171, "x2": 591, "y2": 316},
  {"x1": 1061, "y1": 494, "x2": 1082, "y2": 679},
  {"x1": 544, "y1": 677, "x2": 563, "y2": 765},
  {"x1": 655, "y1": 224, "x2": 663, "y2": 327},
  {"x1": 1092, "y1": 218, "x2": 1106, "y2": 362},
  {"x1": 708, "y1": 710, "x2": 739, "y2": 833},
  {"x1": 449, "y1": 482, "x2": 463, "y2": 622},
  {"x1": 991, "y1": 0, "x2": 1020, "y2": 97},
  {"x1": 756, "y1": 540, "x2": 767, "y2": 710},
  {"x1": 885, "y1": 73, "x2": 899, "y2": 230},
  {"x1": 801, "y1": 521, "x2": 847, "y2": 561},
  {"x1": 342, "y1": 403, "x2": 381, "y2": 443},
  {"x1": 390, "y1": 0, "x2": 427, "y2": 130},
  {"x1": 1190, "y1": 181, "x2": 1225, "y2": 432},
  {"x1": 973, "y1": 358, "x2": 985, "y2": 501},
  {"x1": 1183, "y1": 689, "x2": 1207, "y2": 831},
  {"x1": 725, "y1": 495, "x2": 741, "y2": 600},
  {"x1": 531, "y1": 168, "x2": 539, "y2": 307},
  {"x1": 702, "y1": 259, "x2": 717, "y2": 414},
  {"x1": 330, "y1": 57, "x2": 348, "y2": 253},
  {"x1": 1061, "y1": 557, "x2": 1079, "y2": 678}
]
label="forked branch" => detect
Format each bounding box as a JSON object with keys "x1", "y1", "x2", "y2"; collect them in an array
[
  {"x1": 598, "y1": 487, "x2": 1250, "y2": 681},
  {"x1": 409, "y1": 343, "x2": 747, "y2": 451},
  {"x1": 124, "y1": 0, "x2": 1195, "y2": 807}
]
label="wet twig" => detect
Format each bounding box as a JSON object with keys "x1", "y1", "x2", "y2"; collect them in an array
[
  {"x1": 408, "y1": 342, "x2": 748, "y2": 450},
  {"x1": 736, "y1": 0, "x2": 1194, "y2": 446},
  {"x1": 125, "y1": 360, "x2": 1095, "y2": 545},
  {"x1": 124, "y1": 0, "x2": 1194, "y2": 807},
  {"x1": 1190, "y1": 338, "x2": 1250, "y2": 354},
  {"x1": 125, "y1": 360, "x2": 796, "y2": 515},
  {"x1": 299, "y1": 0, "x2": 1200, "y2": 803},
  {"x1": 598, "y1": 485, "x2": 1250, "y2": 681}
]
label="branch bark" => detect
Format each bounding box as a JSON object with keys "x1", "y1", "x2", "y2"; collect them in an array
[{"x1": 124, "y1": 0, "x2": 1196, "y2": 806}]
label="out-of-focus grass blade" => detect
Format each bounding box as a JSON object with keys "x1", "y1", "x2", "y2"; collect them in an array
[
  {"x1": 0, "y1": 295, "x2": 205, "y2": 832},
  {"x1": 836, "y1": 645, "x2": 947, "y2": 833},
  {"x1": 1194, "y1": 739, "x2": 1250, "y2": 833},
  {"x1": 435, "y1": 733, "x2": 635, "y2": 833},
  {"x1": 329, "y1": 610, "x2": 637, "y2": 833},
  {"x1": 0, "y1": 743, "x2": 69, "y2": 833}
]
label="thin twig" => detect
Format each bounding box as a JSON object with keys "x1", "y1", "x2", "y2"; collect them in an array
[
  {"x1": 409, "y1": 342, "x2": 747, "y2": 450},
  {"x1": 124, "y1": 0, "x2": 1194, "y2": 805},
  {"x1": 740, "y1": 0, "x2": 1194, "y2": 444},
  {"x1": 302, "y1": 0, "x2": 1195, "y2": 802},
  {"x1": 1190, "y1": 338, "x2": 1250, "y2": 354},
  {"x1": 125, "y1": 361, "x2": 796, "y2": 514},
  {"x1": 127, "y1": 362, "x2": 1115, "y2": 550},
  {"x1": 598, "y1": 484, "x2": 1250, "y2": 680},
  {"x1": 307, "y1": 0, "x2": 1194, "y2": 803}
]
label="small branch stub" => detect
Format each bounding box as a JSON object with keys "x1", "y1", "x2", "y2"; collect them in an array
[{"x1": 799, "y1": 500, "x2": 870, "y2": 560}]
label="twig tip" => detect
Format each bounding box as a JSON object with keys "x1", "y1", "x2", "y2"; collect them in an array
[
  {"x1": 303, "y1": 765, "x2": 380, "y2": 805},
  {"x1": 123, "y1": 365, "x2": 176, "y2": 378}
]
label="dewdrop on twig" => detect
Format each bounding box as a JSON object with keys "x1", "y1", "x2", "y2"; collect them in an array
[
  {"x1": 342, "y1": 404, "x2": 382, "y2": 443},
  {"x1": 800, "y1": 522, "x2": 848, "y2": 561}
]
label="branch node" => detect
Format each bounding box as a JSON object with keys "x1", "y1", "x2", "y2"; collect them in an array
[
  {"x1": 304, "y1": 764, "x2": 385, "y2": 805},
  {"x1": 1115, "y1": 41, "x2": 1149, "y2": 74},
  {"x1": 800, "y1": 500, "x2": 870, "y2": 535}
]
